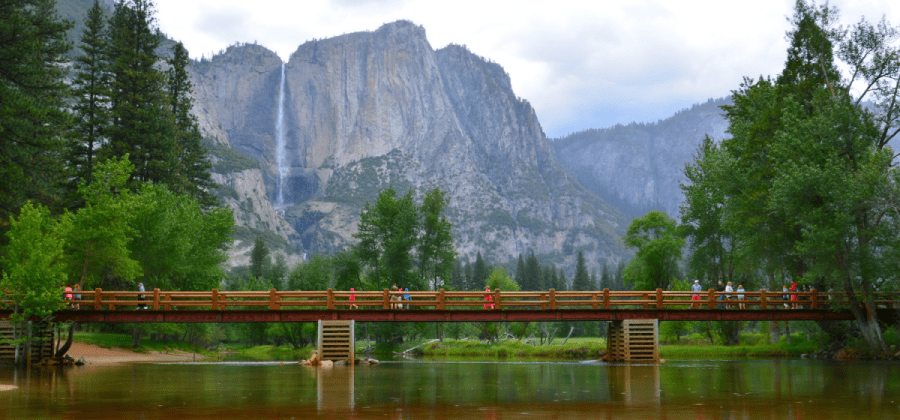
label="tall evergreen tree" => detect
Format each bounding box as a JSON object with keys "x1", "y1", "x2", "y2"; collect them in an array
[
  {"x1": 521, "y1": 250, "x2": 542, "y2": 290},
  {"x1": 514, "y1": 253, "x2": 525, "y2": 285},
  {"x1": 571, "y1": 251, "x2": 592, "y2": 291},
  {"x1": 472, "y1": 252, "x2": 489, "y2": 288},
  {"x1": 68, "y1": 0, "x2": 109, "y2": 200},
  {"x1": 166, "y1": 41, "x2": 216, "y2": 206},
  {"x1": 600, "y1": 263, "x2": 611, "y2": 290},
  {"x1": 103, "y1": 0, "x2": 174, "y2": 187},
  {"x1": 249, "y1": 236, "x2": 270, "y2": 279},
  {"x1": 557, "y1": 267, "x2": 567, "y2": 291},
  {"x1": 0, "y1": 0, "x2": 73, "y2": 226}
]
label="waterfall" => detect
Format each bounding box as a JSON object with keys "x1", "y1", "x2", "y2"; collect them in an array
[{"x1": 275, "y1": 62, "x2": 287, "y2": 207}]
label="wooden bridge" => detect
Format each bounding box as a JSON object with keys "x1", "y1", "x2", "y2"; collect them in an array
[{"x1": 2, "y1": 288, "x2": 896, "y2": 324}]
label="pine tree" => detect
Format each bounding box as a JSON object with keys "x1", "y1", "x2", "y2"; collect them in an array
[
  {"x1": 0, "y1": 0, "x2": 73, "y2": 225},
  {"x1": 166, "y1": 41, "x2": 216, "y2": 206},
  {"x1": 571, "y1": 251, "x2": 592, "y2": 291},
  {"x1": 600, "y1": 263, "x2": 611, "y2": 290},
  {"x1": 68, "y1": 0, "x2": 110, "y2": 200},
  {"x1": 249, "y1": 236, "x2": 270, "y2": 279},
  {"x1": 521, "y1": 251, "x2": 541, "y2": 290},
  {"x1": 514, "y1": 254, "x2": 525, "y2": 285},
  {"x1": 557, "y1": 267, "x2": 567, "y2": 291},
  {"x1": 103, "y1": 0, "x2": 174, "y2": 187},
  {"x1": 472, "y1": 252, "x2": 489, "y2": 287}
]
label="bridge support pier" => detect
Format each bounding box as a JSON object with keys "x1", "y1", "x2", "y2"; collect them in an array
[
  {"x1": 607, "y1": 319, "x2": 658, "y2": 362},
  {"x1": 317, "y1": 320, "x2": 355, "y2": 364}
]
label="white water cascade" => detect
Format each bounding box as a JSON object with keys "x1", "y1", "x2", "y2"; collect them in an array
[{"x1": 275, "y1": 62, "x2": 288, "y2": 207}]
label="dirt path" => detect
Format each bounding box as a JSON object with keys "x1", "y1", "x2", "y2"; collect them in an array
[{"x1": 67, "y1": 342, "x2": 207, "y2": 364}]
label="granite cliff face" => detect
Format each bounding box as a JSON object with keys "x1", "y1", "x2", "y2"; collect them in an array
[
  {"x1": 188, "y1": 21, "x2": 628, "y2": 270},
  {"x1": 552, "y1": 98, "x2": 732, "y2": 218}
]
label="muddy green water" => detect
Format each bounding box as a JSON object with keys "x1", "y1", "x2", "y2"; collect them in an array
[{"x1": 2, "y1": 358, "x2": 898, "y2": 419}]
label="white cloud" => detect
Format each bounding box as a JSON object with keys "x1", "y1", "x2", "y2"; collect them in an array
[{"x1": 153, "y1": 0, "x2": 900, "y2": 137}]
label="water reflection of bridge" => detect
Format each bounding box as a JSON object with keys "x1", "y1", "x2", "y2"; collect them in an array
[{"x1": 3, "y1": 288, "x2": 894, "y2": 323}]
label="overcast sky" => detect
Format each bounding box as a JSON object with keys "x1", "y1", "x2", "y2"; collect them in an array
[{"x1": 153, "y1": 0, "x2": 899, "y2": 138}]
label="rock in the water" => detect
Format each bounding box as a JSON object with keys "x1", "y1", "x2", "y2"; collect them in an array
[{"x1": 320, "y1": 360, "x2": 334, "y2": 368}]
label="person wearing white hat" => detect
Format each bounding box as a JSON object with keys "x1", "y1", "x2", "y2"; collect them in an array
[{"x1": 691, "y1": 280, "x2": 702, "y2": 309}]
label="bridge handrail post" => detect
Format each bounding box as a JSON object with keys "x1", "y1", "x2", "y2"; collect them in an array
[
  {"x1": 642, "y1": 293, "x2": 649, "y2": 309},
  {"x1": 327, "y1": 288, "x2": 334, "y2": 310},
  {"x1": 656, "y1": 288, "x2": 663, "y2": 309},
  {"x1": 164, "y1": 294, "x2": 172, "y2": 311},
  {"x1": 94, "y1": 288, "x2": 102, "y2": 310},
  {"x1": 708, "y1": 289, "x2": 715, "y2": 309},
  {"x1": 494, "y1": 288, "x2": 501, "y2": 310},
  {"x1": 383, "y1": 289, "x2": 390, "y2": 309},
  {"x1": 153, "y1": 288, "x2": 160, "y2": 311},
  {"x1": 269, "y1": 288, "x2": 280, "y2": 310},
  {"x1": 760, "y1": 289, "x2": 767, "y2": 309},
  {"x1": 108, "y1": 293, "x2": 116, "y2": 310},
  {"x1": 603, "y1": 288, "x2": 610, "y2": 309},
  {"x1": 540, "y1": 293, "x2": 547, "y2": 310},
  {"x1": 811, "y1": 289, "x2": 818, "y2": 309},
  {"x1": 592, "y1": 292, "x2": 598, "y2": 310},
  {"x1": 438, "y1": 288, "x2": 445, "y2": 310},
  {"x1": 549, "y1": 288, "x2": 556, "y2": 310},
  {"x1": 212, "y1": 289, "x2": 219, "y2": 310}
]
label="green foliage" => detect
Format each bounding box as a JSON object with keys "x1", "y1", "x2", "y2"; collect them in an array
[
  {"x1": 249, "y1": 237, "x2": 270, "y2": 280},
  {"x1": 288, "y1": 254, "x2": 332, "y2": 291},
  {"x1": 128, "y1": 182, "x2": 232, "y2": 291},
  {"x1": 0, "y1": 202, "x2": 69, "y2": 322},
  {"x1": 103, "y1": 0, "x2": 175, "y2": 187},
  {"x1": 62, "y1": 157, "x2": 141, "y2": 288},
  {"x1": 67, "y1": 0, "x2": 110, "y2": 198},
  {"x1": 622, "y1": 211, "x2": 684, "y2": 290},
  {"x1": 205, "y1": 141, "x2": 261, "y2": 174},
  {"x1": 679, "y1": 1, "x2": 900, "y2": 352},
  {"x1": 417, "y1": 188, "x2": 456, "y2": 289},
  {"x1": 166, "y1": 41, "x2": 216, "y2": 207},
  {"x1": 570, "y1": 251, "x2": 594, "y2": 291},
  {"x1": 486, "y1": 267, "x2": 520, "y2": 291},
  {"x1": 0, "y1": 0, "x2": 73, "y2": 226},
  {"x1": 353, "y1": 186, "x2": 456, "y2": 291}
]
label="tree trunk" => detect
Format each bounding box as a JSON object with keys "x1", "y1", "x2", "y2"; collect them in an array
[
  {"x1": 785, "y1": 322, "x2": 791, "y2": 345},
  {"x1": 54, "y1": 323, "x2": 75, "y2": 358},
  {"x1": 560, "y1": 326, "x2": 576, "y2": 346}
]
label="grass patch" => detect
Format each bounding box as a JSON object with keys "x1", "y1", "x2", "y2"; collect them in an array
[{"x1": 416, "y1": 339, "x2": 606, "y2": 360}]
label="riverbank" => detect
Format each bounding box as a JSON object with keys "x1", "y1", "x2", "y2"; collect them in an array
[{"x1": 66, "y1": 342, "x2": 206, "y2": 364}]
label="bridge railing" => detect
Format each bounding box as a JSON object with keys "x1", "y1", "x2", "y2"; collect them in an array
[{"x1": 7, "y1": 288, "x2": 893, "y2": 312}]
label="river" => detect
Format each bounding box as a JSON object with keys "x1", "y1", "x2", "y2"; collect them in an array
[{"x1": 2, "y1": 358, "x2": 898, "y2": 419}]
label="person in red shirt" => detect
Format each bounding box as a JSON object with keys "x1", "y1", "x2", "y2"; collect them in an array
[
  {"x1": 790, "y1": 281, "x2": 798, "y2": 309},
  {"x1": 349, "y1": 287, "x2": 358, "y2": 309},
  {"x1": 484, "y1": 286, "x2": 494, "y2": 310}
]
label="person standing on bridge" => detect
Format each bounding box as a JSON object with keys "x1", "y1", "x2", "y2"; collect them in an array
[
  {"x1": 725, "y1": 282, "x2": 734, "y2": 309},
  {"x1": 737, "y1": 284, "x2": 746, "y2": 309},
  {"x1": 484, "y1": 286, "x2": 494, "y2": 310},
  {"x1": 782, "y1": 284, "x2": 790, "y2": 309},
  {"x1": 790, "y1": 281, "x2": 798, "y2": 309},
  {"x1": 349, "y1": 288, "x2": 358, "y2": 309},
  {"x1": 716, "y1": 281, "x2": 726, "y2": 309},
  {"x1": 137, "y1": 282, "x2": 147, "y2": 310},
  {"x1": 64, "y1": 284, "x2": 73, "y2": 308},
  {"x1": 691, "y1": 280, "x2": 702, "y2": 309}
]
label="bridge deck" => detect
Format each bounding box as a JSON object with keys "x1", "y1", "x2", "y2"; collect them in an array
[
  {"x1": 1, "y1": 288, "x2": 895, "y2": 323},
  {"x1": 22, "y1": 308, "x2": 865, "y2": 323}
]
